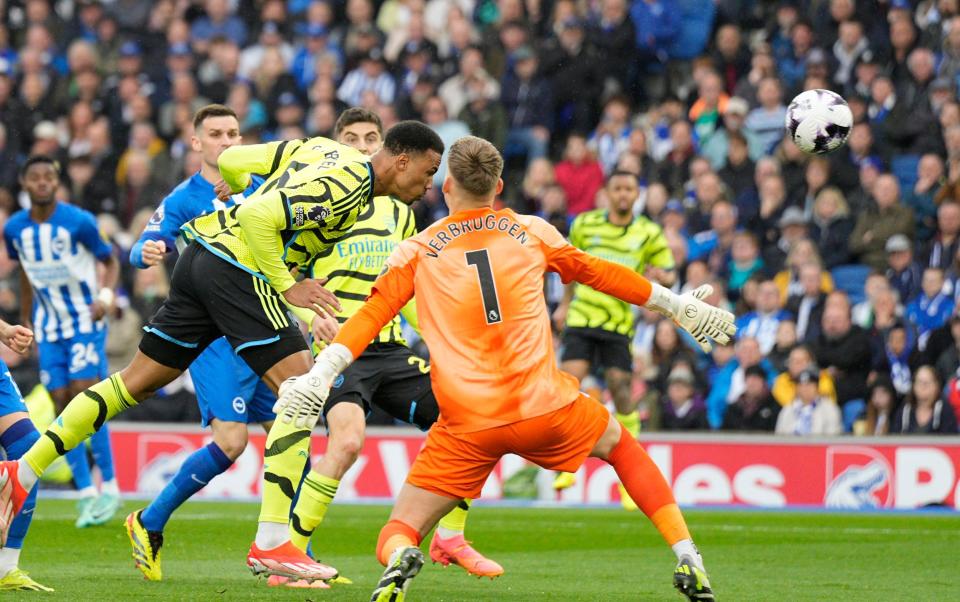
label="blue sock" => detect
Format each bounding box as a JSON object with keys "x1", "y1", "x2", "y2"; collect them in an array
[
  {"x1": 1, "y1": 419, "x2": 40, "y2": 549},
  {"x1": 140, "y1": 443, "x2": 233, "y2": 532},
  {"x1": 89, "y1": 424, "x2": 115, "y2": 482},
  {"x1": 66, "y1": 444, "x2": 93, "y2": 491}
]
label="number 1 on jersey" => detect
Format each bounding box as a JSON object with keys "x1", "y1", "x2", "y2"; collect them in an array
[{"x1": 465, "y1": 249, "x2": 502, "y2": 325}]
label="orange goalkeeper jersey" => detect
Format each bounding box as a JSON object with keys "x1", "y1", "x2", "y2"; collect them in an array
[{"x1": 332, "y1": 207, "x2": 654, "y2": 433}]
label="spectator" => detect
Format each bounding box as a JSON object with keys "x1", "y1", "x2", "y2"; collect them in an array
[
  {"x1": 922, "y1": 200, "x2": 960, "y2": 271},
  {"x1": 749, "y1": 174, "x2": 790, "y2": 261},
  {"x1": 744, "y1": 77, "x2": 787, "y2": 157},
  {"x1": 850, "y1": 173, "x2": 916, "y2": 271},
  {"x1": 689, "y1": 70, "x2": 728, "y2": 143},
  {"x1": 830, "y1": 19, "x2": 871, "y2": 88},
  {"x1": 893, "y1": 365, "x2": 959, "y2": 433},
  {"x1": 777, "y1": 20, "x2": 815, "y2": 89},
  {"x1": 768, "y1": 319, "x2": 797, "y2": 373},
  {"x1": 337, "y1": 49, "x2": 396, "y2": 107},
  {"x1": 812, "y1": 294, "x2": 873, "y2": 428},
  {"x1": 659, "y1": 364, "x2": 709, "y2": 431},
  {"x1": 554, "y1": 133, "x2": 604, "y2": 216},
  {"x1": 438, "y1": 46, "x2": 499, "y2": 118},
  {"x1": 630, "y1": 0, "x2": 680, "y2": 98},
  {"x1": 884, "y1": 321, "x2": 916, "y2": 396},
  {"x1": 589, "y1": 0, "x2": 636, "y2": 93},
  {"x1": 191, "y1": 0, "x2": 248, "y2": 52},
  {"x1": 857, "y1": 377, "x2": 900, "y2": 435},
  {"x1": 688, "y1": 199, "x2": 737, "y2": 278},
  {"x1": 705, "y1": 336, "x2": 776, "y2": 428},
  {"x1": 540, "y1": 18, "x2": 602, "y2": 137},
  {"x1": 654, "y1": 120, "x2": 695, "y2": 199},
  {"x1": 810, "y1": 187, "x2": 855, "y2": 269},
  {"x1": 421, "y1": 95, "x2": 469, "y2": 187},
  {"x1": 500, "y1": 46, "x2": 553, "y2": 164},
  {"x1": 727, "y1": 231, "x2": 764, "y2": 300},
  {"x1": 775, "y1": 368, "x2": 843, "y2": 436},
  {"x1": 786, "y1": 263, "x2": 829, "y2": 343},
  {"x1": 869, "y1": 75, "x2": 940, "y2": 161},
  {"x1": 772, "y1": 344, "x2": 838, "y2": 407},
  {"x1": 459, "y1": 78, "x2": 508, "y2": 150},
  {"x1": 852, "y1": 273, "x2": 894, "y2": 329},
  {"x1": 885, "y1": 234, "x2": 924, "y2": 304},
  {"x1": 717, "y1": 131, "x2": 755, "y2": 200},
  {"x1": 589, "y1": 95, "x2": 632, "y2": 174},
  {"x1": 711, "y1": 24, "x2": 750, "y2": 95},
  {"x1": 722, "y1": 365, "x2": 781, "y2": 431},
  {"x1": 906, "y1": 267, "x2": 955, "y2": 345}
]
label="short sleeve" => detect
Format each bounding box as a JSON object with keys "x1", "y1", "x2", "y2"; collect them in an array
[
  {"x1": 77, "y1": 212, "x2": 113, "y2": 261},
  {"x1": 3, "y1": 222, "x2": 18, "y2": 261},
  {"x1": 643, "y1": 224, "x2": 675, "y2": 271}
]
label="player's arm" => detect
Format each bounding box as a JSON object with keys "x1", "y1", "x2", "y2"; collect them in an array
[
  {"x1": 78, "y1": 213, "x2": 120, "y2": 320},
  {"x1": 129, "y1": 198, "x2": 184, "y2": 268},
  {"x1": 0, "y1": 317, "x2": 32, "y2": 356},
  {"x1": 643, "y1": 225, "x2": 677, "y2": 287},
  {"x1": 539, "y1": 222, "x2": 735, "y2": 351},
  {"x1": 217, "y1": 139, "x2": 303, "y2": 193},
  {"x1": 16, "y1": 269, "x2": 32, "y2": 333},
  {"x1": 236, "y1": 190, "x2": 341, "y2": 317}
]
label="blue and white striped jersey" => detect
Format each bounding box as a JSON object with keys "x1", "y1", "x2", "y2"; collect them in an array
[{"x1": 3, "y1": 203, "x2": 114, "y2": 343}]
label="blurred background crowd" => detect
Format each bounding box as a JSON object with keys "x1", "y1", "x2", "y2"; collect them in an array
[{"x1": 0, "y1": 0, "x2": 957, "y2": 434}]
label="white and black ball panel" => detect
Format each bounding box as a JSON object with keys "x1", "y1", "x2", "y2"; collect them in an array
[{"x1": 785, "y1": 89, "x2": 853, "y2": 155}]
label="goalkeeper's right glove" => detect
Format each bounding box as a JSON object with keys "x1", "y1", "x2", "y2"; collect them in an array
[
  {"x1": 272, "y1": 343, "x2": 354, "y2": 428},
  {"x1": 644, "y1": 283, "x2": 737, "y2": 352}
]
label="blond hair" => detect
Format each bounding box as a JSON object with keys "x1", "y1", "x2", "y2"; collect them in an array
[{"x1": 447, "y1": 136, "x2": 503, "y2": 196}]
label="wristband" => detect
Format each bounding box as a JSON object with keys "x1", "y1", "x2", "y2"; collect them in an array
[{"x1": 97, "y1": 288, "x2": 115, "y2": 307}]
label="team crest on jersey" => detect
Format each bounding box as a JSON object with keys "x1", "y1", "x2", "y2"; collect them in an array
[{"x1": 50, "y1": 236, "x2": 67, "y2": 259}]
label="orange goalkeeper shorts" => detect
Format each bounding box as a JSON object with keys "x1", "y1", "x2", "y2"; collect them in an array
[{"x1": 406, "y1": 393, "x2": 611, "y2": 500}]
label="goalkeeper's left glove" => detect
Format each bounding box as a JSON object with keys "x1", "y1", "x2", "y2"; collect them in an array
[
  {"x1": 272, "y1": 343, "x2": 354, "y2": 428},
  {"x1": 644, "y1": 283, "x2": 737, "y2": 352}
]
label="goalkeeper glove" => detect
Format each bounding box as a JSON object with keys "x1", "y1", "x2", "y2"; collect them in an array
[
  {"x1": 272, "y1": 343, "x2": 354, "y2": 428},
  {"x1": 644, "y1": 283, "x2": 737, "y2": 352}
]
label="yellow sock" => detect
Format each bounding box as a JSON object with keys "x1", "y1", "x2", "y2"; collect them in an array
[
  {"x1": 258, "y1": 420, "x2": 312, "y2": 524},
  {"x1": 289, "y1": 472, "x2": 339, "y2": 551},
  {"x1": 615, "y1": 411, "x2": 640, "y2": 439},
  {"x1": 437, "y1": 499, "x2": 471, "y2": 534},
  {"x1": 24, "y1": 374, "x2": 136, "y2": 476}
]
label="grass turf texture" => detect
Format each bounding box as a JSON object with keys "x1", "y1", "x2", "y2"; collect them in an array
[{"x1": 20, "y1": 499, "x2": 958, "y2": 600}]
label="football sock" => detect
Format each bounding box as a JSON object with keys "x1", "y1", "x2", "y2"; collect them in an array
[
  {"x1": 141, "y1": 442, "x2": 233, "y2": 532},
  {"x1": 65, "y1": 445, "x2": 94, "y2": 493},
  {"x1": 23, "y1": 374, "x2": 136, "y2": 483},
  {"x1": 1, "y1": 419, "x2": 40, "y2": 550},
  {"x1": 257, "y1": 420, "x2": 312, "y2": 525},
  {"x1": 0, "y1": 548, "x2": 19, "y2": 577},
  {"x1": 289, "y1": 472, "x2": 339, "y2": 552},
  {"x1": 435, "y1": 499, "x2": 471, "y2": 539},
  {"x1": 376, "y1": 519, "x2": 422, "y2": 566},
  {"x1": 606, "y1": 424, "x2": 691, "y2": 546},
  {"x1": 89, "y1": 424, "x2": 116, "y2": 483},
  {"x1": 615, "y1": 411, "x2": 640, "y2": 438},
  {"x1": 672, "y1": 539, "x2": 703, "y2": 568}
]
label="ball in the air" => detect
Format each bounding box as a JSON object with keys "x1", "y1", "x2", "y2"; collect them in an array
[{"x1": 785, "y1": 89, "x2": 853, "y2": 155}]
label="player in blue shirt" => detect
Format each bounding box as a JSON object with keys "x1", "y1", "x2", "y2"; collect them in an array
[
  {"x1": 0, "y1": 319, "x2": 52, "y2": 591},
  {"x1": 124, "y1": 104, "x2": 336, "y2": 586},
  {"x1": 3, "y1": 156, "x2": 120, "y2": 529}
]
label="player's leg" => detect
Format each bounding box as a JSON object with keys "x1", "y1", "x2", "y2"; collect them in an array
[
  {"x1": 602, "y1": 331, "x2": 640, "y2": 510},
  {"x1": 0, "y1": 407, "x2": 51, "y2": 592},
  {"x1": 556, "y1": 327, "x2": 596, "y2": 491},
  {"x1": 0, "y1": 245, "x2": 215, "y2": 542},
  {"x1": 370, "y1": 348, "x2": 504, "y2": 578},
  {"x1": 588, "y1": 412, "x2": 713, "y2": 600},
  {"x1": 76, "y1": 330, "x2": 121, "y2": 525},
  {"x1": 41, "y1": 342, "x2": 98, "y2": 517},
  {"x1": 372, "y1": 422, "x2": 497, "y2": 601},
  {"x1": 288, "y1": 401, "x2": 364, "y2": 552}
]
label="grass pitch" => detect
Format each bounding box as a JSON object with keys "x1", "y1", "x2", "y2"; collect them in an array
[{"x1": 20, "y1": 499, "x2": 958, "y2": 600}]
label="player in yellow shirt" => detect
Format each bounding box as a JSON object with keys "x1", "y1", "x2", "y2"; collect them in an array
[
  {"x1": 551, "y1": 171, "x2": 676, "y2": 507},
  {"x1": 0, "y1": 122, "x2": 445, "y2": 583}
]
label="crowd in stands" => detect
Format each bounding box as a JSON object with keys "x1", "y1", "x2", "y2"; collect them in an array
[{"x1": 0, "y1": 0, "x2": 957, "y2": 434}]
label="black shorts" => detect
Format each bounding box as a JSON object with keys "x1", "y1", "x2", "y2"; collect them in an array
[
  {"x1": 324, "y1": 343, "x2": 438, "y2": 430},
  {"x1": 560, "y1": 327, "x2": 632, "y2": 372},
  {"x1": 139, "y1": 243, "x2": 308, "y2": 377}
]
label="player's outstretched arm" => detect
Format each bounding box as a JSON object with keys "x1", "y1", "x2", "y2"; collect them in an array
[{"x1": 218, "y1": 139, "x2": 300, "y2": 193}]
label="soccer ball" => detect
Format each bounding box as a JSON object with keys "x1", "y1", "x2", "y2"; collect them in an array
[{"x1": 785, "y1": 89, "x2": 853, "y2": 155}]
